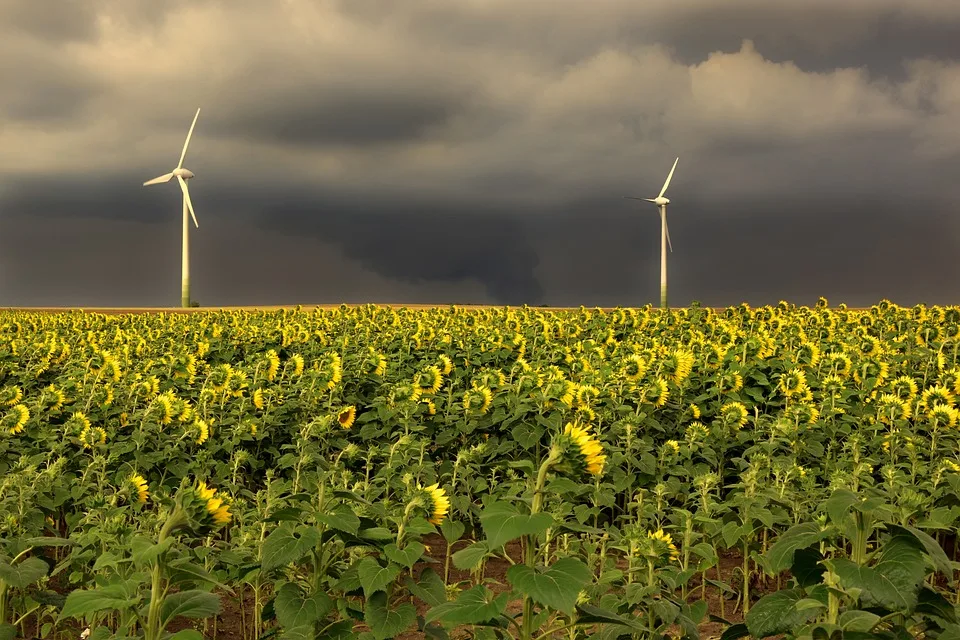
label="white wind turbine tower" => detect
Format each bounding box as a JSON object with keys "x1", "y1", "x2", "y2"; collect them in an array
[
  {"x1": 624, "y1": 157, "x2": 679, "y2": 310},
  {"x1": 143, "y1": 108, "x2": 202, "y2": 308}
]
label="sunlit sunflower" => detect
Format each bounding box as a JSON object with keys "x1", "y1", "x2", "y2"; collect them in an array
[
  {"x1": 192, "y1": 419, "x2": 209, "y2": 445},
  {"x1": 779, "y1": 368, "x2": 808, "y2": 398},
  {"x1": 3, "y1": 404, "x2": 29, "y2": 435},
  {"x1": 662, "y1": 350, "x2": 695, "y2": 385},
  {"x1": 644, "y1": 378, "x2": 669, "y2": 408},
  {"x1": 195, "y1": 480, "x2": 231, "y2": 526},
  {"x1": 338, "y1": 406, "x2": 357, "y2": 429},
  {"x1": 437, "y1": 354, "x2": 453, "y2": 376},
  {"x1": 421, "y1": 484, "x2": 450, "y2": 525},
  {"x1": 621, "y1": 354, "x2": 647, "y2": 382},
  {"x1": 647, "y1": 528, "x2": 681, "y2": 563},
  {"x1": 561, "y1": 422, "x2": 606, "y2": 476},
  {"x1": 927, "y1": 403, "x2": 958, "y2": 430},
  {"x1": 920, "y1": 384, "x2": 955, "y2": 411},
  {"x1": 720, "y1": 401, "x2": 749, "y2": 430},
  {"x1": 416, "y1": 365, "x2": 443, "y2": 395},
  {"x1": 128, "y1": 473, "x2": 149, "y2": 504}
]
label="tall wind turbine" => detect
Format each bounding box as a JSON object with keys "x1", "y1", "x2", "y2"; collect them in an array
[
  {"x1": 143, "y1": 108, "x2": 201, "y2": 308},
  {"x1": 624, "y1": 157, "x2": 679, "y2": 310}
]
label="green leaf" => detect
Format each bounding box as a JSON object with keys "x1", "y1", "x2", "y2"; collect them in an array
[
  {"x1": 479, "y1": 501, "x2": 553, "y2": 549},
  {"x1": 573, "y1": 604, "x2": 646, "y2": 631},
  {"x1": 831, "y1": 533, "x2": 925, "y2": 611},
  {"x1": 317, "y1": 505, "x2": 361, "y2": 535},
  {"x1": 130, "y1": 536, "x2": 175, "y2": 568},
  {"x1": 168, "y1": 631, "x2": 206, "y2": 640},
  {"x1": 791, "y1": 547, "x2": 826, "y2": 589},
  {"x1": 0, "y1": 557, "x2": 48, "y2": 588},
  {"x1": 765, "y1": 522, "x2": 830, "y2": 574},
  {"x1": 837, "y1": 610, "x2": 880, "y2": 632},
  {"x1": 161, "y1": 590, "x2": 221, "y2": 623},
  {"x1": 745, "y1": 588, "x2": 825, "y2": 638},
  {"x1": 425, "y1": 585, "x2": 510, "y2": 625},
  {"x1": 719, "y1": 623, "x2": 749, "y2": 640},
  {"x1": 915, "y1": 586, "x2": 959, "y2": 624},
  {"x1": 274, "y1": 583, "x2": 333, "y2": 629},
  {"x1": 60, "y1": 585, "x2": 138, "y2": 619},
  {"x1": 357, "y1": 557, "x2": 401, "y2": 598},
  {"x1": 888, "y1": 524, "x2": 954, "y2": 583},
  {"x1": 405, "y1": 568, "x2": 446, "y2": 607},
  {"x1": 278, "y1": 625, "x2": 314, "y2": 640},
  {"x1": 822, "y1": 489, "x2": 859, "y2": 524},
  {"x1": 0, "y1": 624, "x2": 16, "y2": 640},
  {"x1": 452, "y1": 542, "x2": 490, "y2": 570},
  {"x1": 385, "y1": 542, "x2": 425, "y2": 569},
  {"x1": 262, "y1": 525, "x2": 321, "y2": 572},
  {"x1": 365, "y1": 591, "x2": 415, "y2": 640},
  {"x1": 19, "y1": 536, "x2": 75, "y2": 549},
  {"x1": 438, "y1": 519, "x2": 465, "y2": 544},
  {"x1": 506, "y1": 557, "x2": 592, "y2": 615},
  {"x1": 167, "y1": 558, "x2": 236, "y2": 595},
  {"x1": 316, "y1": 620, "x2": 355, "y2": 639}
]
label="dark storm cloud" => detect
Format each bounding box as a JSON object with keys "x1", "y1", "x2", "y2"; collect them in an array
[
  {"x1": 250, "y1": 194, "x2": 545, "y2": 304},
  {"x1": 209, "y1": 88, "x2": 469, "y2": 148},
  {"x1": 1, "y1": 0, "x2": 960, "y2": 308}
]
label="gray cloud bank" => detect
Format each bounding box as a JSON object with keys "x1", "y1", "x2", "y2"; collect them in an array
[{"x1": 1, "y1": 0, "x2": 959, "y2": 306}]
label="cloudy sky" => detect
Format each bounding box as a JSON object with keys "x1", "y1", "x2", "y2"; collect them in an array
[{"x1": 1, "y1": 0, "x2": 959, "y2": 308}]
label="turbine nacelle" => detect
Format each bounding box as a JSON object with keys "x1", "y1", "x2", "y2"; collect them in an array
[
  {"x1": 650, "y1": 196, "x2": 669, "y2": 207},
  {"x1": 173, "y1": 168, "x2": 195, "y2": 180}
]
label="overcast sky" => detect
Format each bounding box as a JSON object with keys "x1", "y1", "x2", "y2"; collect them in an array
[{"x1": 1, "y1": 0, "x2": 959, "y2": 308}]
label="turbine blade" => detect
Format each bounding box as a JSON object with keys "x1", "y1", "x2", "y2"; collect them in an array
[
  {"x1": 176, "y1": 108, "x2": 201, "y2": 170},
  {"x1": 658, "y1": 157, "x2": 679, "y2": 199},
  {"x1": 622, "y1": 197, "x2": 659, "y2": 203},
  {"x1": 178, "y1": 175, "x2": 199, "y2": 228},
  {"x1": 143, "y1": 172, "x2": 173, "y2": 186}
]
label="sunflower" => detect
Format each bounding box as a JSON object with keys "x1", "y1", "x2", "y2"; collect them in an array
[
  {"x1": 3, "y1": 404, "x2": 30, "y2": 435},
  {"x1": 561, "y1": 422, "x2": 606, "y2": 476},
  {"x1": 778, "y1": 369, "x2": 808, "y2": 398},
  {"x1": 0, "y1": 385, "x2": 23, "y2": 407},
  {"x1": 193, "y1": 419, "x2": 209, "y2": 445},
  {"x1": 416, "y1": 365, "x2": 443, "y2": 395},
  {"x1": 195, "y1": 481, "x2": 231, "y2": 526},
  {"x1": 338, "y1": 406, "x2": 357, "y2": 429},
  {"x1": 646, "y1": 528, "x2": 681, "y2": 562},
  {"x1": 437, "y1": 354, "x2": 453, "y2": 376},
  {"x1": 720, "y1": 402, "x2": 749, "y2": 430},
  {"x1": 129, "y1": 473, "x2": 149, "y2": 504},
  {"x1": 644, "y1": 378, "x2": 669, "y2": 408},
  {"x1": 920, "y1": 384, "x2": 955, "y2": 412},
  {"x1": 685, "y1": 421, "x2": 709, "y2": 444},
  {"x1": 264, "y1": 349, "x2": 281, "y2": 381},
  {"x1": 252, "y1": 388, "x2": 265, "y2": 410},
  {"x1": 79, "y1": 425, "x2": 107, "y2": 449},
  {"x1": 421, "y1": 484, "x2": 450, "y2": 525},
  {"x1": 663, "y1": 350, "x2": 695, "y2": 385},
  {"x1": 927, "y1": 403, "x2": 958, "y2": 430},
  {"x1": 663, "y1": 440, "x2": 681, "y2": 456},
  {"x1": 621, "y1": 354, "x2": 647, "y2": 381}
]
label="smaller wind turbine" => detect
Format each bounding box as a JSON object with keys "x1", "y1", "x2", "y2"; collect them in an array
[
  {"x1": 143, "y1": 108, "x2": 201, "y2": 308},
  {"x1": 624, "y1": 157, "x2": 679, "y2": 310}
]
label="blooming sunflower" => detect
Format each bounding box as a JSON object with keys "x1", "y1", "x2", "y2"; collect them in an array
[
  {"x1": 3, "y1": 404, "x2": 29, "y2": 435},
  {"x1": 720, "y1": 401, "x2": 749, "y2": 430},
  {"x1": 129, "y1": 473, "x2": 149, "y2": 504},
  {"x1": 338, "y1": 406, "x2": 357, "y2": 429},
  {"x1": 195, "y1": 480, "x2": 231, "y2": 526},
  {"x1": 422, "y1": 484, "x2": 450, "y2": 525},
  {"x1": 647, "y1": 528, "x2": 681, "y2": 563},
  {"x1": 561, "y1": 422, "x2": 606, "y2": 476}
]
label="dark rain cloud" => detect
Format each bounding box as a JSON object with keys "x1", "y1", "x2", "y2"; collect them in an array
[{"x1": 1, "y1": 0, "x2": 959, "y2": 307}]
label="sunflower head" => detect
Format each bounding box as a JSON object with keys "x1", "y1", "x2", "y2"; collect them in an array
[
  {"x1": 128, "y1": 473, "x2": 149, "y2": 504},
  {"x1": 337, "y1": 406, "x2": 357, "y2": 429},
  {"x1": 186, "y1": 480, "x2": 232, "y2": 529},
  {"x1": 420, "y1": 483, "x2": 450, "y2": 526},
  {"x1": 555, "y1": 422, "x2": 606, "y2": 477},
  {"x1": 720, "y1": 402, "x2": 749, "y2": 430}
]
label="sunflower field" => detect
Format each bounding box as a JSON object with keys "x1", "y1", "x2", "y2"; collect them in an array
[{"x1": 1, "y1": 300, "x2": 959, "y2": 640}]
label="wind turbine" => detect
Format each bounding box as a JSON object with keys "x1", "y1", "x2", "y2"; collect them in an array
[
  {"x1": 143, "y1": 108, "x2": 201, "y2": 308},
  {"x1": 624, "y1": 157, "x2": 679, "y2": 310}
]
